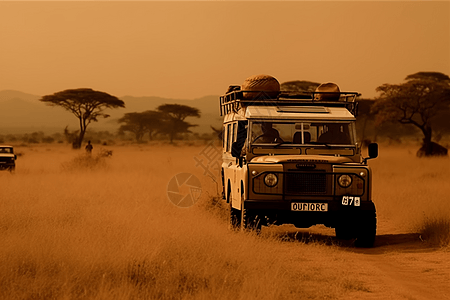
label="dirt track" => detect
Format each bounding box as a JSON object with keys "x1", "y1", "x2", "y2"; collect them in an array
[{"x1": 267, "y1": 219, "x2": 450, "y2": 300}]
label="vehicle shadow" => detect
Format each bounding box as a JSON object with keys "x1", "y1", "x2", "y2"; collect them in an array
[{"x1": 264, "y1": 226, "x2": 438, "y2": 254}]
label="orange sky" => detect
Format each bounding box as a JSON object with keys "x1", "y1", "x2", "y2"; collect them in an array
[{"x1": 0, "y1": 1, "x2": 449, "y2": 99}]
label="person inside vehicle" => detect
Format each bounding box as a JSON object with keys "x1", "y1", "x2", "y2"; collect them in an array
[
  {"x1": 318, "y1": 123, "x2": 351, "y2": 144},
  {"x1": 254, "y1": 122, "x2": 283, "y2": 143}
]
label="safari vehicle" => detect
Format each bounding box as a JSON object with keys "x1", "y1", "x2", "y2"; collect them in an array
[
  {"x1": 0, "y1": 145, "x2": 17, "y2": 172},
  {"x1": 220, "y1": 78, "x2": 379, "y2": 247}
]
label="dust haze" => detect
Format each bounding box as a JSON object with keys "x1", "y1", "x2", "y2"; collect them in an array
[
  {"x1": 0, "y1": 142, "x2": 448, "y2": 299},
  {"x1": 1, "y1": 1, "x2": 449, "y2": 299}
]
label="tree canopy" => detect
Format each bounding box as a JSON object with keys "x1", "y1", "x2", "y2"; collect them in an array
[
  {"x1": 40, "y1": 88, "x2": 125, "y2": 148},
  {"x1": 157, "y1": 104, "x2": 200, "y2": 121},
  {"x1": 373, "y1": 72, "x2": 450, "y2": 155},
  {"x1": 157, "y1": 104, "x2": 200, "y2": 143},
  {"x1": 280, "y1": 80, "x2": 321, "y2": 93},
  {"x1": 118, "y1": 110, "x2": 163, "y2": 142}
]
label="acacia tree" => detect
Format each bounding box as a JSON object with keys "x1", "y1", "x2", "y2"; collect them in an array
[
  {"x1": 40, "y1": 88, "x2": 125, "y2": 148},
  {"x1": 373, "y1": 72, "x2": 450, "y2": 155},
  {"x1": 280, "y1": 80, "x2": 321, "y2": 93},
  {"x1": 157, "y1": 104, "x2": 200, "y2": 143},
  {"x1": 118, "y1": 110, "x2": 163, "y2": 142}
]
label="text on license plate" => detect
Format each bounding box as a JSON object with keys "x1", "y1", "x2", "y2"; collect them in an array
[{"x1": 291, "y1": 203, "x2": 328, "y2": 212}]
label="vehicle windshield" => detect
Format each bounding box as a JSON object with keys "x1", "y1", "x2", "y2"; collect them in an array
[
  {"x1": 250, "y1": 121, "x2": 355, "y2": 145},
  {"x1": 0, "y1": 147, "x2": 13, "y2": 154}
]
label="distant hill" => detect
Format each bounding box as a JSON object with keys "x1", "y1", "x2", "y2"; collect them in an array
[
  {"x1": 0, "y1": 90, "x2": 40, "y2": 103},
  {"x1": 0, "y1": 90, "x2": 222, "y2": 134}
]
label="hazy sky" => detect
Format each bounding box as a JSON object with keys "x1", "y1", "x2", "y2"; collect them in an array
[{"x1": 1, "y1": 1, "x2": 449, "y2": 99}]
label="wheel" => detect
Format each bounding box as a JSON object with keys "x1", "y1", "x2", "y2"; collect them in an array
[
  {"x1": 228, "y1": 188, "x2": 241, "y2": 231},
  {"x1": 229, "y1": 202, "x2": 241, "y2": 231},
  {"x1": 335, "y1": 212, "x2": 355, "y2": 240},
  {"x1": 252, "y1": 134, "x2": 265, "y2": 143},
  {"x1": 241, "y1": 202, "x2": 262, "y2": 233},
  {"x1": 355, "y1": 211, "x2": 377, "y2": 248},
  {"x1": 335, "y1": 223, "x2": 354, "y2": 240},
  {"x1": 253, "y1": 134, "x2": 283, "y2": 144}
]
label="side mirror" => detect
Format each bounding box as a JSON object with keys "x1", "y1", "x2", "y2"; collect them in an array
[
  {"x1": 14, "y1": 155, "x2": 17, "y2": 160},
  {"x1": 363, "y1": 143, "x2": 378, "y2": 164},
  {"x1": 368, "y1": 143, "x2": 378, "y2": 159}
]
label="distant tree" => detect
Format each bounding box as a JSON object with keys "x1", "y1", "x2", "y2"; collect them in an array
[
  {"x1": 63, "y1": 126, "x2": 79, "y2": 146},
  {"x1": 118, "y1": 110, "x2": 163, "y2": 142},
  {"x1": 280, "y1": 80, "x2": 321, "y2": 93},
  {"x1": 210, "y1": 125, "x2": 222, "y2": 140},
  {"x1": 373, "y1": 72, "x2": 450, "y2": 156},
  {"x1": 355, "y1": 98, "x2": 376, "y2": 143},
  {"x1": 157, "y1": 104, "x2": 200, "y2": 143},
  {"x1": 40, "y1": 88, "x2": 125, "y2": 148},
  {"x1": 158, "y1": 118, "x2": 198, "y2": 143}
]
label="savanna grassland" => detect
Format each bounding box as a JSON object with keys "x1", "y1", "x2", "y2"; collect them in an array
[{"x1": 0, "y1": 142, "x2": 449, "y2": 300}]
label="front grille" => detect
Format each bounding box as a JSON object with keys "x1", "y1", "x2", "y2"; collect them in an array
[{"x1": 285, "y1": 172, "x2": 327, "y2": 194}]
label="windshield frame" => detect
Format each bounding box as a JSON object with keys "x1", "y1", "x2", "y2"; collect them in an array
[{"x1": 0, "y1": 147, "x2": 13, "y2": 154}]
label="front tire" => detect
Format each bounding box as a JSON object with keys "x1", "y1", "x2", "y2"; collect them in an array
[
  {"x1": 241, "y1": 204, "x2": 262, "y2": 233},
  {"x1": 335, "y1": 223, "x2": 353, "y2": 240},
  {"x1": 355, "y1": 211, "x2": 377, "y2": 248}
]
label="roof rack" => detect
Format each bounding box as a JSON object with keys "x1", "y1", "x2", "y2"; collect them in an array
[{"x1": 219, "y1": 90, "x2": 360, "y2": 116}]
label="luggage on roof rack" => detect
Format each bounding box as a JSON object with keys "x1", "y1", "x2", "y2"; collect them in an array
[{"x1": 219, "y1": 89, "x2": 360, "y2": 116}]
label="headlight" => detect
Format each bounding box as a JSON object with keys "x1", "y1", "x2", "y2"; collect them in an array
[
  {"x1": 264, "y1": 173, "x2": 278, "y2": 187},
  {"x1": 338, "y1": 174, "x2": 352, "y2": 188}
]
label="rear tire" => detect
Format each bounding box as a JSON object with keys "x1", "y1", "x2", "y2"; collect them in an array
[
  {"x1": 228, "y1": 189, "x2": 241, "y2": 231},
  {"x1": 229, "y1": 203, "x2": 241, "y2": 230}
]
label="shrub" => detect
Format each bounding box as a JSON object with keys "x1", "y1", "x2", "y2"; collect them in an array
[
  {"x1": 418, "y1": 216, "x2": 450, "y2": 248},
  {"x1": 61, "y1": 153, "x2": 109, "y2": 172}
]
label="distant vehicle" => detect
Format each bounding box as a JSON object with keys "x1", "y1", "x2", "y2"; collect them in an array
[
  {"x1": 0, "y1": 145, "x2": 17, "y2": 172},
  {"x1": 220, "y1": 76, "x2": 379, "y2": 247}
]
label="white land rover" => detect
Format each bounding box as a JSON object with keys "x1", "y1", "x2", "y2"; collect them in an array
[
  {"x1": 220, "y1": 76, "x2": 378, "y2": 247},
  {"x1": 0, "y1": 145, "x2": 17, "y2": 172}
]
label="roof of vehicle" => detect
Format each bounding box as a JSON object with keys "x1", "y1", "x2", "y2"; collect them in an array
[
  {"x1": 244, "y1": 106, "x2": 355, "y2": 120},
  {"x1": 0, "y1": 145, "x2": 13, "y2": 148},
  {"x1": 220, "y1": 90, "x2": 359, "y2": 118}
]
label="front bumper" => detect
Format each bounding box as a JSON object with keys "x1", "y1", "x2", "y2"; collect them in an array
[
  {"x1": 244, "y1": 198, "x2": 375, "y2": 228},
  {"x1": 0, "y1": 163, "x2": 15, "y2": 170}
]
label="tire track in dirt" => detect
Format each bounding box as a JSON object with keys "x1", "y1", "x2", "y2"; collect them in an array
[
  {"x1": 354, "y1": 251, "x2": 450, "y2": 300},
  {"x1": 346, "y1": 222, "x2": 450, "y2": 300},
  {"x1": 266, "y1": 220, "x2": 450, "y2": 299}
]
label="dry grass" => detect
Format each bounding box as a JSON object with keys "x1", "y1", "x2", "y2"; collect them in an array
[
  {"x1": 369, "y1": 143, "x2": 450, "y2": 248},
  {"x1": 0, "y1": 142, "x2": 448, "y2": 299},
  {"x1": 0, "y1": 144, "x2": 371, "y2": 300}
]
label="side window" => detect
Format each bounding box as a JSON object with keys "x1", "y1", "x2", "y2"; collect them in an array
[
  {"x1": 228, "y1": 123, "x2": 236, "y2": 152},
  {"x1": 222, "y1": 126, "x2": 225, "y2": 149},
  {"x1": 232, "y1": 123, "x2": 237, "y2": 145},
  {"x1": 226, "y1": 124, "x2": 231, "y2": 152}
]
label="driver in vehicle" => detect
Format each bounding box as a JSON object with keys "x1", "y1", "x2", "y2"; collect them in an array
[
  {"x1": 318, "y1": 123, "x2": 351, "y2": 144},
  {"x1": 254, "y1": 122, "x2": 283, "y2": 143}
]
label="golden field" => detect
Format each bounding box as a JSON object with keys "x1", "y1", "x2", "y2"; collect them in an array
[{"x1": 0, "y1": 142, "x2": 449, "y2": 299}]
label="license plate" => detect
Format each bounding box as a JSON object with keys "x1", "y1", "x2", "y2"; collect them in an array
[
  {"x1": 291, "y1": 202, "x2": 328, "y2": 212},
  {"x1": 342, "y1": 196, "x2": 360, "y2": 207}
]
